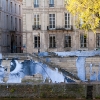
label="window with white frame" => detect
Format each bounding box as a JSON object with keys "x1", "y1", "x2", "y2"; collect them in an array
[
  {"x1": 64, "y1": 35, "x2": 71, "y2": 47},
  {"x1": 33, "y1": 14, "x2": 40, "y2": 29},
  {"x1": 80, "y1": 34, "x2": 87, "y2": 48},
  {"x1": 65, "y1": 13, "x2": 71, "y2": 29},
  {"x1": 34, "y1": 36, "x2": 40, "y2": 48},
  {"x1": 79, "y1": 19, "x2": 83, "y2": 27},
  {"x1": 34, "y1": 0, "x2": 39, "y2": 8},
  {"x1": 34, "y1": 15, "x2": 39, "y2": 26},
  {"x1": 49, "y1": 34, "x2": 56, "y2": 48},
  {"x1": 96, "y1": 33, "x2": 100, "y2": 48},
  {"x1": 49, "y1": 0, "x2": 54, "y2": 7},
  {"x1": 49, "y1": 14, "x2": 55, "y2": 29}
]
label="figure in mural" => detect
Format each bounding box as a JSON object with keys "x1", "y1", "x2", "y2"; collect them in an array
[{"x1": 0, "y1": 58, "x2": 73, "y2": 83}]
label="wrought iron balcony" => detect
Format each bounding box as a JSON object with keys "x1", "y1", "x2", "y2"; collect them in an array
[
  {"x1": 49, "y1": 4, "x2": 54, "y2": 7},
  {"x1": 47, "y1": 25, "x2": 73, "y2": 31},
  {"x1": 34, "y1": 4, "x2": 39, "y2": 8},
  {"x1": 32, "y1": 25, "x2": 41, "y2": 30},
  {"x1": 64, "y1": 25, "x2": 73, "y2": 30},
  {"x1": 47, "y1": 26, "x2": 55, "y2": 30}
]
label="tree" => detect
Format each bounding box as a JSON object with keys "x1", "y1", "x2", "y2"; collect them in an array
[{"x1": 65, "y1": 0, "x2": 100, "y2": 32}]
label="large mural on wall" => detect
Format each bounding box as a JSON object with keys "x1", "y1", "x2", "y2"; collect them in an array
[
  {"x1": 1, "y1": 50, "x2": 100, "y2": 83},
  {"x1": 0, "y1": 55, "x2": 74, "y2": 83},
  {"x1": 55, "y1": 50, "x2": 100, "y2": 81}
]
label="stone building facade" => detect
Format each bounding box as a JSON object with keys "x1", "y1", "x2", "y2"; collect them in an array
[
  {"x1": 23, "y1": 0, "x2": 100, "y2": 54},
  {"x1": 0, "y1": 0, "x2": 22, "y2": 53}
]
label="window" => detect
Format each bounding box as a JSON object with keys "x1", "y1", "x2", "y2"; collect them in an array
[
  {"x1": 64, "y1": 35, "x2": 71, "y2": 47},
  {"x1": 15, "y1": 36, "x2": 17, "y2": 53},
  {"x1": 49, "y1": 14, "x2": 55, "y2": 29},
  {"x1": 19, "y1": 19, "x2": 21, "y2": 32},
  {"x1": 11, "y1": 16, "x2": 13, "y2": 30},
  {"x1": 79, "y1": 19, "x2": 83, "y2": 27},
  {"x1": 15, "y1": 18, "x2": 17, "y2": 31},
  {"x1": 6, "y1": 0, "x2": 8, "y2": 11},
  {"x1": 20, "y1": 37, "x2": 21, "y2": 46},
  {"x1": 65, "y1": 13, "x2": 71, "y2": 29},
  {"x1": 10, "y1": 2, "x2": 12, "y2": 12},
  {"x1": 34, "y1": 36, "x2": 40, "y2": 48},
  {"x1": 15, "y1": 36, "x2": 17, "y2": 46},
  {"x1": 6, "y1": 15, "x2": 8, "y2": 29},
  {"x1": 15, "y1": 4, "x2": 16, "y2": 13},
  {"x1": 49, "y1": 0, "x2": 54, "y2": 7},
  {"x1": 34, "y1": 0, "x2": 39, "y2": 8},
  {"x1": 80, "y1": 34, "x2": 87, "y2": 48},
  {"x1": 96, "y1": 33, "x2": 100, "y2": 48},
  {"x1": 49, "y1": 35, "x2": 56, "y2": 48},
  {"x1": 19, "y1": 5, "x2": 21, "y2": 15},
  {"x1": 7, "y1": 35, "x2": 9, "y2": 46},
  {"x1": 34, "y1": 14, "x2": 39, "y2": 28}
]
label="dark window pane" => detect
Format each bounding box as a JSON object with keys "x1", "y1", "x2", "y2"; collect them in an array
[
  {"x1": 53, "y1": 25, "x2": 55, "y2": 28},
  {"x1": 80, "y1": 34, "x2": 87, "y2": 48},
  {"x1": 65, "y1": 36, "x2": 71, "y2": 47},
  {"x1": 50, "y1": 25, "x2": 52, "y2": 28},
  {"x1": 49, "y1": 14, "x2": 51, "y2": 17},
  {"x1": 49, "y1": 14, "x2": 55, "y2": 29},
  {"x1": 96, "y1": 33, "x2": 100, "y2": 47},
  {"x1": 35, "y1": 37, "x2": 37, "y2": 41},
  {"x1": 49, "y1": 35, "x2": 56, "y2": 48},
  {"x1": 34, "y1": 36, "x2": 40, "y2": 48},
  {"x1": 53, "y1": 14, "x2": 55, "y2": 17}
]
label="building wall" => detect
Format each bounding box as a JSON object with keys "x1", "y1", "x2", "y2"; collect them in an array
[
  {"x1": 0, "y1": 0, "x2": 22, "y2": 53},
  {"x1": 23, "y1": 0, "x2": 100, "y2": 53}
]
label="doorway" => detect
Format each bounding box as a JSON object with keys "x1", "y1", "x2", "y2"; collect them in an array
[
  {"x1": 86, "y1": 85, "x2": 93, "y2": 99},
  {"x1": 11, "y1": 35, "x2": 14, "y2": 53}
]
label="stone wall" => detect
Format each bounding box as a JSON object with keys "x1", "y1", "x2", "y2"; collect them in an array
[
  {"x1": 0, "y1": 83, "x2": 85, "y2": 99},
  {"x1": 0, "y1": 83, "x2": 100, "y2": 99}
]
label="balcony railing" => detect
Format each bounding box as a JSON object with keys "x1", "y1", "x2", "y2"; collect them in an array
[
  {"x1": 49, "y1": 4, "x2": 54, "y2": 7},
  {"x1": 32, "y1": 25, "x2": 41, "y2": 30},
  {"x1": 47, "y1": 25, "x2": 73, "y2": 31},
  {"x1": 34, "y1": 4, "x2": 39, "y2": 8}
]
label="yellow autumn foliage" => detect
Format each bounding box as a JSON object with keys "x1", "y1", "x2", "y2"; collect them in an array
[{"x1": 65, "y1": 0, "x2": 100, "y2": 32}]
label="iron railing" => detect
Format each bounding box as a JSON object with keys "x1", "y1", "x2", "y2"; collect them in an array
[
  {"x1": 47, "y1": 25, "x2": 73, "y2": 31},
  {"x1": 49, "y1": 4, "x2": 54, "y2": 7},
  {"x1": 34, "y1": 4, "x2": 39, "y2": 8},
  {"x1": 32, "y1": 25, "x2": 41, "y2": 30}
]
